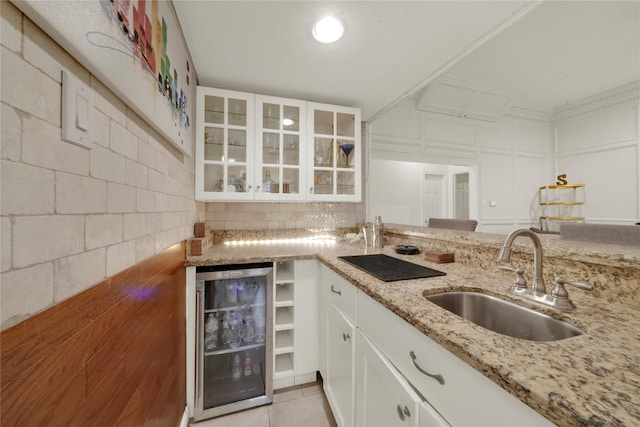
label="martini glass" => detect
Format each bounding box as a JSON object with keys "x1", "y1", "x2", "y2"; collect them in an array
[{"x1": 340, "y1": 143, "x2": 355, "y2": 167}]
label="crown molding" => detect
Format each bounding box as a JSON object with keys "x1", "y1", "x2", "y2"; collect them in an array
[{"x1": 553, "y1": 80, "x2": 640, "y2": 122}]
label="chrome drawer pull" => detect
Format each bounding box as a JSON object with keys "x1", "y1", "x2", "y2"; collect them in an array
[
  {"x1": 396, "y1": 404, "x2": 411, "y2": 420},
  {"x1": 396, "y1": 404, "x2": 405, "y2": 421},
  {"x1": 331, "y1": 285, "x2": 342, "y2": 295},
  {"x1": 410, "y1": 350, "x2": 445, "y2": 385}
]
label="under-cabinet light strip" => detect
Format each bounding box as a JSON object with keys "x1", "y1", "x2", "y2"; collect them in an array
[{"x1": 224, "y1": 236, "x2": 336, "y2": 246}]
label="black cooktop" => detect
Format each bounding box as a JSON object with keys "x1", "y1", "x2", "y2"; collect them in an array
[{"x1": 339, "y1": 254, "x2": 446, "y2": 282}]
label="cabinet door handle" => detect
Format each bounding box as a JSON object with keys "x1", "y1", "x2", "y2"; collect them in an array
[
  {"x1": 246, "y1": 185, "x2": 252, "y2": 192},
  {"x1": 309, "y1": 186, "x2": 313, "y2": 194},
  {"x1": 331, "y1": 285, "x2": 342, "y2": 295},
  {"x1": 396, "y1": 404, "x2": 410, "y2": 421},
  {"x1": 410, "y1": 350, "x2": 445, "y2": 385},
  {"x1": 342, "y1": 332, "x2": 351, "y2": 341}
]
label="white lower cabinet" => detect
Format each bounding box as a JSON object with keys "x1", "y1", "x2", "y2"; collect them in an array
[
  {"x1": 326, "y1": 304, "x2": 356, "y2": 427},
  {"x1": 320, "y1": 264, "x2": 358, "y2": 427},
  {"x1": 357, "y1": 290, "x2": 554, "y2": 427},
  {"x1": 277, "y1": 261, "x2": 551, "y2": 427},
  {"x1": 355, "y1": 330, "x2": 449, "y2": 427}
]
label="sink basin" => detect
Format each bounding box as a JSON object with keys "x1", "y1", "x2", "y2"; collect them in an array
[{"x1": 425, "y1": 291, "x2": 583, "y2": 341}]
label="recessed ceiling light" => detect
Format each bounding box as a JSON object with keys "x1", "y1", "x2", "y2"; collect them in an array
[{"x1": 313, "y1": 16, "x2": 344, "y2": 43}]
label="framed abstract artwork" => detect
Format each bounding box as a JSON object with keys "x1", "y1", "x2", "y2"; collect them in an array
[{"x1": 16, "y1": 0, "x2": 196, "y2": 156}]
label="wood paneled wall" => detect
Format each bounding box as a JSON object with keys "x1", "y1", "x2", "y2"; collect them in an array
[{"x1": 1, "y1": 242, "x2": 187, "y2": 426}]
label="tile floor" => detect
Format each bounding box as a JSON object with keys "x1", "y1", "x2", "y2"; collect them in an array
[{"x1": 192, "y1": 381, "x2": 337, "y2": 427}]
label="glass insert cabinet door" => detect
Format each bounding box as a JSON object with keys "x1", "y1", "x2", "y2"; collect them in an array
[
  {"x1": 307, "y1": 102, "x2": 362, "y2": 201},
  {"x1": 254, "y1": 96, "x2": 307, "y2": 201},
  {"x1": 196, "y1": 87, "x2": 255, "y2": 200}
]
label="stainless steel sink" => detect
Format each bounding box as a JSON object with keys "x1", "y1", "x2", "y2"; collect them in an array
[{"x1": 425, "y1": 291, "x2": 583, "y2": 341}]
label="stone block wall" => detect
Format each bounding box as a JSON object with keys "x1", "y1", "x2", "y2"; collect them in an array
[{"x1": 0, "y1": 2, "x2": 199, "y2": 329}]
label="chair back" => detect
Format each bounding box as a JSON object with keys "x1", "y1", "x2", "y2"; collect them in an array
[{"x1": 427, "y1": 218, "x2": 478, "y2": 231}]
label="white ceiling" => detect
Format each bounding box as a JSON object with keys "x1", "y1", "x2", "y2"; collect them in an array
[
  {"x1": 173, "y1": 1, "x2": 640, "y2": 122},
  {"x1": 445, "y1": 0, "x2": 640, "y2": 113}
]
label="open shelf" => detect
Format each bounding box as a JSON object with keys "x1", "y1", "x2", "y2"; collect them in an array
[
  {"x1": 274, "y1": 353, "x2": 294, "y2": 379},
  {"x1": 275, "y1": 330, "x2": 294, "y2": 355},
  {"x1": 275, "y1": 283, "x2": 294, "y2": 307},
  {"x1": 538, "y1": 183, "x2": 585, "y2": 233},
  {"x1": 275, "y1": 261, "x2": 294, "y2": 283},
  {"x1": 275, "y1": 307, "x2": 294, "y2": 331}
]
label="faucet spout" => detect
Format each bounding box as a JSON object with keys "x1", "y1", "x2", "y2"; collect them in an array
[{"x1": 497, "y1": 229, "x2": 546, "y2": 295}]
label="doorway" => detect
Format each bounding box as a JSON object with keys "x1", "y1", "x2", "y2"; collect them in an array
[
  {"x1": 424, "y1": 174, "x2": 446, "y2": 224},
  {"x1": 454, "y1": 173, "x2": 470, "y2": 219}
]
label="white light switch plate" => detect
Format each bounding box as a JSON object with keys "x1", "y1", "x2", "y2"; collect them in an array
[{"x1": 61, "y1": 70, "x2": 93, "y2": 149}]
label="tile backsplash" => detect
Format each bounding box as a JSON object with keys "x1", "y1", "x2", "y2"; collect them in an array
[{"x1": 205, "y1": 201, "x2": 365, "y2": 231}]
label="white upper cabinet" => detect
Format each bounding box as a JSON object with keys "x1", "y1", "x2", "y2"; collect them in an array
[
  {"x1": 307, "y1": 103, "x2": 362, "y2": 202},
  {"x1": 196, "y1": 87, "x2": 255, "y2": 201},
  {"x1": 254, "y1": 95, "x2": 307, "y2": 201},
  {"x1": 195, "y1": 87, "x2": 361, "y2": 202}
]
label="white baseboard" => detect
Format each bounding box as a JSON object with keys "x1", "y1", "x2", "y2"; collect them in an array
[{"x1": 179, "y1": 406, "x2": 189, "y2": 427}]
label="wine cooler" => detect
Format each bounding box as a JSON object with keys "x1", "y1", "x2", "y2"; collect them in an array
[{"x1": 194, "y1": 262, "x2": 274, "y2": 421}]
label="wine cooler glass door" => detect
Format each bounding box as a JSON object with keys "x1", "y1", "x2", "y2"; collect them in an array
[{"x1": 195, "y1": 264, "x2": 273, "y2": 421}]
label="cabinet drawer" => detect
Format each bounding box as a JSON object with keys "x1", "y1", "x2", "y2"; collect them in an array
[
  {"x1": 323, "y1": 266, "x2": 357, "y2": 323},
  {"x1": 358, "y1": 291, "x2": 553, "y2": 427},
  {"x1": 356, "y1": 330, "x2": 441, "y2": 427}
]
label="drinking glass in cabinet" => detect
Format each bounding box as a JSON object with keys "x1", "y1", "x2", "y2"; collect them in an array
[
  {"x1": 263, "y1": 103, "x2": 280, "y2": 129},
  {"x1": 283, "y1": 134, "x2": 299, "y2": 165},
  {"x1": 338, "y1": 141, "x2": 355, "y2": 168},
  {"x1": 283, "y1": 105, "x2": 300, "y2": 131},
  {"x1": 228, "y1": 98, "x2": 247, "y2": 126},
  {"x1": 204, "y1": 95, "x2": 224, "y2": 124},
  {"x1": 314, "y1": 138, "x2": 333, "y2": 166},
  {"x1": 228, "y1": 129, "x2": 247, "y2": 163},
  {"x1": 337, "y1": 171, "x2": 355, "y2": 195},
  {"x1": 314, "y1": 170, "x2": 333, "y2": 194},
  {"x1": 314, "y1": 110, "x2": 334, "y2": 135},
  {"x1": 263, "y1": 133, "x2": 280, "y2": 164},
  {"x1": 204, "y1": 164, "x2": 224, "y2": 192},
  {"x1": 204, "y1": 127, "x2": 224, "y2": 161},
  {"x1": 228, "y1": 165, "x2": 247, "y2": 192},
  {"x1": 337, "y1": 112, "x2": 355, "y2": 137}
]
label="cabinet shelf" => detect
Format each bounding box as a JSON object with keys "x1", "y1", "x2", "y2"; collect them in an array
[
  {"x1": 275, "y1": 285, "x2": 294, "y2": 307},
  {"x1": 274, "y1": 353, "x2": 294, "y2": 379},
  {"x1": 204, "y1": 302, "x2": 265, "y2": 314},
  {"x1": 204, "y1": 342, "x2": 265, "y2": 356},
  {"x1": 275, "y1": 330, "x2": 294, "y2": 355},
  {"x1": 275, "y1": 308, "x2": 294, "y2": 331},
  {"x1": 275, "y1": 262, "x2": 294, "y2": 283}
]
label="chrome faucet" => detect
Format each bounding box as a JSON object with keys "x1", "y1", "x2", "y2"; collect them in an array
[
  {"x1": 497, "y1": 228, "x2": 546, "y2": 295},
  {"x1": 497, "y1": 228, "x2": 593, "y2": 311}
]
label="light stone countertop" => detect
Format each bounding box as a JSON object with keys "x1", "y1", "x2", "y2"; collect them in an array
[{"x1": 186, "y1": 236, "x2": 640, "y2": 426}]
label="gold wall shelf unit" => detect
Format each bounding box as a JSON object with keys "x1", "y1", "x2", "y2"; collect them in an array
[{"x1": 538, "y1": 183, "x2": 585, "y2": 232}]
